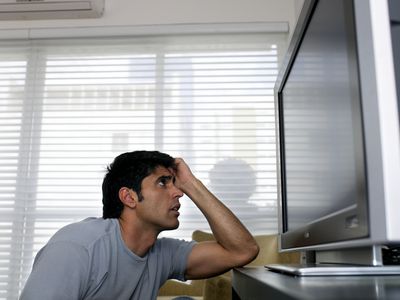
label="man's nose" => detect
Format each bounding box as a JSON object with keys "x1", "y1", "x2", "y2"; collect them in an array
[{"x1": 171, "y1": 184, "x2": 184, "y2": 198}]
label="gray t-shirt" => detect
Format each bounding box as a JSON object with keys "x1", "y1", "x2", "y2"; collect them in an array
[{"x1": 20, "y1": 217, "x2": 195, "y2": 300}]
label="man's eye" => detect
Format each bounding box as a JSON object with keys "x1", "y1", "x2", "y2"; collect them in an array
[
  {"x1": 158, "y1": 178, "x2": 168, "y2": 186},
  {"x1": 158, "y1": 176, "x2": 172, "y2": 187}
]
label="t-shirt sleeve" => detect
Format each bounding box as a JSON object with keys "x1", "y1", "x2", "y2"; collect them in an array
[
  {"x1": 20, "y1": 241, "x2": 89, "y2": 300},
  {"x1": 157, "y1": 238, "x2": 196, "y2": 281}
]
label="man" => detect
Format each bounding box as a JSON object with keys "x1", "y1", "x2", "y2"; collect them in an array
[{"x1": 20, "y1": 150, "x2": 259, "y2": 299}]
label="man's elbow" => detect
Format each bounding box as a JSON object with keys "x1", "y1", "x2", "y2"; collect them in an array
[
  {"x1": 247, "y1": 241, "x2": 260, "y2": 264},
  {"x1": 236, "y1": 240, "x2": 260, "y2": 267}
]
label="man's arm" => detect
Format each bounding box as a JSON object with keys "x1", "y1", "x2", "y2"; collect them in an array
[{"x1": 173, "y1": 158, "x2": 259, "y2": 280}]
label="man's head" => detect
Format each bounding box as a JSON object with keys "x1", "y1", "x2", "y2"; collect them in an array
[{"x1": 102, "y1": 150, "x2": 177, "y2": 219}]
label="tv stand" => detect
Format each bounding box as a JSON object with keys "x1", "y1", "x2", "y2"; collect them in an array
[
  {"x1": 233, "y1": 267, "x2": 400, "y2": 300},
  {"x1": 266, "y1": 263, "x2": 400, "y2": 276},
  {"x1": 266, "y1": 245, "x2": 400, "y2": 276}
]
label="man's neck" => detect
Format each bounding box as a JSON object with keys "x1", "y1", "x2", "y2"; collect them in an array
[{"x1": 117, "y1": 217, "x2": 158, "y2": 257}]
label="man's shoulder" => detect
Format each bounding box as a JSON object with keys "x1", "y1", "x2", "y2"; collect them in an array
[
  {"x1": 153, "y1": 237, "x2": 196, "y2": 253},
  {"x1": 149, "y1": 237, "x2": 196, "y2": 281},
  {"x1": 48, "y1": 217, "x2": 116, "y2": 248}
]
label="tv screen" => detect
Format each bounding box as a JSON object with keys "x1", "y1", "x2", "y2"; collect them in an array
[
  {"x1": 273, "y1": 0, "x2": 400, "y2": 273},
  {"x1": 280, "y1": 0, "x2": 366, "y2": 237},
  {"x1": 278, "y1": 0, "x2": 368, "y2": 248}
]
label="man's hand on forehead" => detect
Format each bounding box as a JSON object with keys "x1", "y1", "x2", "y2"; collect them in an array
[{"x1": 170, "y1": 158, "x2": 196, "y2": 191}]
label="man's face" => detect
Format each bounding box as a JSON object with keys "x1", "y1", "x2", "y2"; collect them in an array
[{"x1": 135, "y1": 166, "x2": 184, "y2": 232}]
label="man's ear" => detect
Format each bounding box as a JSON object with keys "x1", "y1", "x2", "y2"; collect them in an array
[{"x1": 118, "y1": 187, "x2": 138, "y2": 209}]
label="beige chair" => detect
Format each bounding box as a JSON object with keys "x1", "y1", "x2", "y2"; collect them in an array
[{"x1": 157, "y1": 230, "x2": 300, "y2": 300}]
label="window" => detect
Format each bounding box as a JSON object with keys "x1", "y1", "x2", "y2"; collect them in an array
[{"x1": 0, "y1": 33, "x2": 285, "y2": 298}]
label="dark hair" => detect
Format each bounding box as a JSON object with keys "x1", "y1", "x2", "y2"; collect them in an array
[{"x1": 102, "y1": 150, "x2": 176, "y2": 219}]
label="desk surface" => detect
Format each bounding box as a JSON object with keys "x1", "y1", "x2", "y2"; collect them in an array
[{"x1": 232, "y1": 266, "x2": 400, "y2": 300}]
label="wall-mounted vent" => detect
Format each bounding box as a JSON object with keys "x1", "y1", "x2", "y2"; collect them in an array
[{"x1": 0, "y1": 0, "x2": 105, "y2": 20}]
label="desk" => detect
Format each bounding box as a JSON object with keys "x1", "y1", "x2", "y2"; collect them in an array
[{"x1": 232, "y1": 267, "x2": 400, "y2": 300}]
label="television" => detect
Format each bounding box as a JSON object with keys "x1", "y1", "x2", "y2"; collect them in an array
[{"x1": 269, "y1": 0, "x2": 400, "y2": 276}]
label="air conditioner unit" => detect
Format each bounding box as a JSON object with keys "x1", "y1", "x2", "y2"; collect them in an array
[{"x1": 0, "y1": 0, "x2": 105, "y2": 20}]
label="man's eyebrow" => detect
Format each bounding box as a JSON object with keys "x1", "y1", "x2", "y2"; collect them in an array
[{"x1": 156, "y1": 175, "x2": 173, "y2": 182}]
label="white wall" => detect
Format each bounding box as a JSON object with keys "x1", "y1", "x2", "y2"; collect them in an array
[
  {"x1": 0, "y1": 0, "x2": 300, "y2": 37},
  {"x1": 293, "y1": 0, "x2": 305, "y2": 29}
]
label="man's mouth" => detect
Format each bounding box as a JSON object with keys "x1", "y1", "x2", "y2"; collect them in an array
[{"x1": 170, "y1": 204, "x2": 181, "y2": 216}]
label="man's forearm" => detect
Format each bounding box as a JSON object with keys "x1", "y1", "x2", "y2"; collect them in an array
[{"x1": 182, "y1": 178, "x2": 259, "y2": 262}]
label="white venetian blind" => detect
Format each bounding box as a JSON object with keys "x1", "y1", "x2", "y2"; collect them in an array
[{"x1": 0, "y1": 33, "x2": 285, "y2": 299}]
